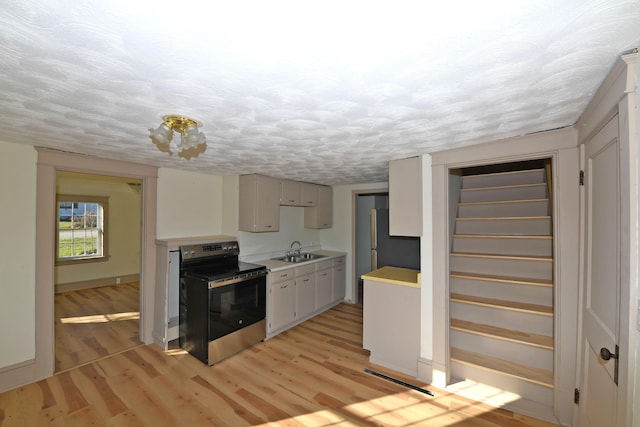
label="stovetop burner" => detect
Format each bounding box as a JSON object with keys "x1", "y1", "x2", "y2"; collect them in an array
[
  {"x1": 185, "y1": 260, "x2": 267, "y2": 282},
  {"x1": 179, "y1": 240, "x2": 266, "y2": 282}
]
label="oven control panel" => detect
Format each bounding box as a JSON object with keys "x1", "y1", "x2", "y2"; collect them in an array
[{"x1": 180, "y1": 241, "x2": 240, "y2": 260}]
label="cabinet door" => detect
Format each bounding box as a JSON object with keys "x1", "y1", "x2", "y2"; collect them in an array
[
  {"x1": 316, "y1": 267, "x2": 332, "y2": 309},
  {"x1": 239, "y1": 174, "x2": 280, "y2": 232},
  {"x1": 296, "y1": 273, "x2": 316, "y2": 319},
  {"x1": 301, "y1": 183, "x2": 318, "y2": 206},
  {"x1": 280, "y1": 180, "x2": 301, "y2": 206},
  {"x1": 304, "y1": 185, "x2": 332, "y2": 229},
  {"x1": 389, "y1": 157, "x2": 421, "y2": 236},
  {"x1": 332, "y1": 256, "x2": 346, "y2": 303},
  {"x1": 269, "y1": 278, "x2": 296, "y2": 332}
]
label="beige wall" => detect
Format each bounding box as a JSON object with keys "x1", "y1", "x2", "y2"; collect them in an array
[
  {"x1": 54, "y1": 173, "x2": 141, "y2": 285},
  {"x1": 156, "y1": 168, "x2": 224, "y2": 239},
  {"x1": 0, "y1": 142, "x2": 37, "y2": 367}
]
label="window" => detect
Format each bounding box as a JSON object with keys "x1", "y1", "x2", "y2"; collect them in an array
[{"x1": 56, "y1": 195, "x2": 109, "y2": 265}]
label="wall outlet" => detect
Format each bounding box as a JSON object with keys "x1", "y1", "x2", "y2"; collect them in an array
[{"x1": 116, "y1": 277, "x2": 121, "y2": 284}]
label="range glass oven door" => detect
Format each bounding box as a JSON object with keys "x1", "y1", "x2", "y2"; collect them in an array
[{"x1": 209, "y1": 273, "x2": 266, "y2": 342}]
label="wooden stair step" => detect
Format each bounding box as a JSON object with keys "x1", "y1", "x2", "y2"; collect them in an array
[
  {"x1": 454, "y1": 234, "x2": 552, "y2": 240},
  {"x1": 455, "y1": 216, "x2": 551, "y2": 235},
  {"x1": 460, "y1": 183, "x2": 548, "y2": 203},
  {"x1": 450, "y1": 253, "x2": 553, "y2": 281},
  {"x1": 451, "y1": 347, "x2": 554, "y2": 388},
  {"x1": 450, "y1": 318, "x2": 554, "y2": 350},
  {"x1": 457, "y1": 199, "x2": 550, "y2": 219},
  {"x1": 456, "y1": 215, "x2": 551, "y2": 221},
  {"x1": 450, "y1": 293, "x2": 553, "y2": 316},
  {"x1": 450, "y1": 271, "x2": 553, "y2": 287},
  {"x1": 450, "y1": 252, "x2": 552, "y2": 262},
  {"x1": 452, "y1": 235, "x2": 553, "y2": 257},
  {"x1": 458, "y1": 198, "x2": 548, "y2": 206},
  {"x1": 462, "y1": 168, "x2": 546, "y2": 189}
]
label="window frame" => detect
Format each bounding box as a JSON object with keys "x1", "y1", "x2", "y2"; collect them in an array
[{"x1": 55, "y1": 194, "x2": 109, "y2": 266}]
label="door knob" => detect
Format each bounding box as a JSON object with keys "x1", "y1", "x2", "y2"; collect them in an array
[
  {"x1": 600, "y1": 347, "x2": 618, "y2": 360},
  {"x1": 599, "y1": 345, "x2": 620, "y2": 386}
]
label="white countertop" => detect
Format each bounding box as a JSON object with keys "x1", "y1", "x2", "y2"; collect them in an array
[{"x1": 252, "y1": 250, "x2": 346, "y2": 272}]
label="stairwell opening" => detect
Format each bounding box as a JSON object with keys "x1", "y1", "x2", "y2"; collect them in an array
[{"x1": 447, "y1": 157, "x2": 555, "y2": 408}]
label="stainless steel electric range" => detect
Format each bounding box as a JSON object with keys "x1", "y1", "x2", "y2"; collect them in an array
[{"x1": 179, "y1": 240, "x2": 267, "y2": 365}]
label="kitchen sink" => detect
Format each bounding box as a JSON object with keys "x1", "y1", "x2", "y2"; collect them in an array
[
  {"x1": 274, "y1": 253, "x2": 325, "y2": 263},
  {"x1": 300, "y1": 252, "x2": 325, "y2": 260}
]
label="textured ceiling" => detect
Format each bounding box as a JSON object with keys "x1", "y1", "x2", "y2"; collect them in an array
[{"x1": 1, "y1": 1, "x2": 639, "y2": 185}]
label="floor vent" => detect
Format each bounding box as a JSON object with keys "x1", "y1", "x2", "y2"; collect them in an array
[{"x1": 364, "y1": 368, "x2": 435, "y2": 396}]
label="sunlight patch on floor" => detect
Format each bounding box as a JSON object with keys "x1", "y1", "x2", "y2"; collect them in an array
[
  {"x1": 60, "y1": 311, "x2": 140, "y2": 323},
  {"x1": 445, "y1": 379, "x2": 522, "y2": 407},
  {"x1": 165, "y1": 348, "x2": 189, "y2": 356},
  {"x1": 253, "y1": 389, "x2": 509, "y2": 426}
]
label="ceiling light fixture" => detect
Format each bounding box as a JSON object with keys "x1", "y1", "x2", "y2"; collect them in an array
[{"x1": 149, "y1": 115, "x2": 206, "y2": 154}]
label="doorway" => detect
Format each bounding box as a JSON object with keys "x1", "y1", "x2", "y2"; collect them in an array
[
  {"x1": 447, "y1": 158, "x2": 555, "y2": 407},
  {"x1": 54, "y1": 171, "x2": 142, "y2": 372},
  {"x1": 352, "y1": 190, "x2": 388, "y2": 304},
  {"x1": 429, "y1": 130, "x2": 580, "y2": 424},
  {"x1": 34, "y1": 148, "x2": 158, "y2": 380}
]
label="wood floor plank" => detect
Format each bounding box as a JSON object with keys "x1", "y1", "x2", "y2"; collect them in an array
[
  {"x1": 55, "y1": 282, "x2": 141, "y2": 372},
  {"x1": 1, "y1": 302, "x2": 562, "y2": 426}
]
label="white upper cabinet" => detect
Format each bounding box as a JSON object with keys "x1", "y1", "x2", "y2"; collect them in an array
[
  {"x1": 301, "y1": 183, "x2": 318, "y2": 206},
  {"x1": 238, "y1": 174, "x2": 281, "y2": 232},
  {"x1": 304, "y1": 185, "x2": 332, "y2": 229},
  {"x1": 389, "y1": 156, "x2": 422, "y2": 236},
  {"x1": 280, "y1": 179, "x2": 302, "y2": 206},
  {"x1": 239, "y1": 175, "x2": 332, "y2": 232}
]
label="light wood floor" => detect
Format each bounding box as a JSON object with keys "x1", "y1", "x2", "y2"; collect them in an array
[
  {"x1": 1, "y1": 303, "x2": 560, "y2": 426},
  {"x1": 55, "y1": 281, "x2": 141, "y2": 372}
]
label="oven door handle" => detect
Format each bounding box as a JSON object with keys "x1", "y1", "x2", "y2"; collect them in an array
[{"x1": 207, "y1": 270, "x2": 267, "y2": 289}]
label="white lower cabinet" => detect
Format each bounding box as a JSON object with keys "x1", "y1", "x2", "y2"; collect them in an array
[
  {"x1": 315, "y1": 260, "x2": 333, "y2": 310},
  {"x1": 332, "y1": 256, "x2": 346, "y2": 302},
  {"x1": 295, "y1": 264, "x2": 316, "y2": 320},
  {"x1": 267, "y1": 270, "x2": 296, "y2": 333},
  {"x1": 267, "y1": 255, "x2": 346, "y2": 338}
]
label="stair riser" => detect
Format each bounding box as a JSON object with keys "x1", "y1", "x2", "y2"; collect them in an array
[
  {"x1": 450, "y1": 256, "x2": 553, "y2": 280},
  {"x1": 455, "y1": 218, "x2": 551, "y2": 235},
  {"x1": 450, "y1": 330, "x2": 553, "y2": 370},
  {"x1": 462, "y1": 169, "x2": 546, "y2": 189},
  {"x1": 452, "y1": 236, "x2": 552, "y2": 256},
  {"x1": 450, "y1": 277, "x2": 553, "y2": 306},
  {"x1": 450, "y1": 302, "x2": 553, "y2": 335},
  {"x1": 457, "y1": 200, "x2": 549, "y2": 218},
  {"x1": 450, "y1": 361, "x2": 554, "y2": 406},
  {"x1": 460, "y1": 185, "x2": 547, "y2": 202}
]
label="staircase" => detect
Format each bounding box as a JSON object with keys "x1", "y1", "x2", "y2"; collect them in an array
[{"x1": 449, "y1": 167, "x2": 554, "y2": 407}]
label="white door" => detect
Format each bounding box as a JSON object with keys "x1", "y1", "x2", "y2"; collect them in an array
[{"x1": 578, "y1": 115, "x2": 620, "y2": 425}]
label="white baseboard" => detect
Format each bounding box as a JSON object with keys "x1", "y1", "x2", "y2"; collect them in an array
[
  {"x1": 417, "y1": 357, "x2": 433, "y2": 383},
  {"x1": 0, "y1": 358, "x2": 37, "y2": 393},
  {"x1": 55, "y1": 273, "x2": 139, "y2": 293}
]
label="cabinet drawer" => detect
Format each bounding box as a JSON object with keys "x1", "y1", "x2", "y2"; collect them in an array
[
  {"x1": 316, "y1": 260, "x2": 333, "y2": 271},
  {"x1": 269, "y1": 268, "x2": 295, "y2": 284},
  {"x1": 332, "y1": 256, "x2": 345, "y2": 267},
  {"x1": 296, "y1": 264, "x2": 315, "y2": 276}
]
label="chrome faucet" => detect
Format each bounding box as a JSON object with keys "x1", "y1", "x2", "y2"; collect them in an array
[{"x1": 290, "y1": 240, "x2": 302, "y2": 256}]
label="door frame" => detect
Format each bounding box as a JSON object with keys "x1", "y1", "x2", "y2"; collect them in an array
[
  {"x1": 351, "y1": 188, "x2": 388, "y2": 304},
  {"x1": 34, "y1": 148, "x2": 158, "y2": 381},
  {"x1": 429, "y1": 128, "x2": 580, "y2": 424},
  {"x1": 575, "y1": 52, "x2": 638, "y2": 426}
]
